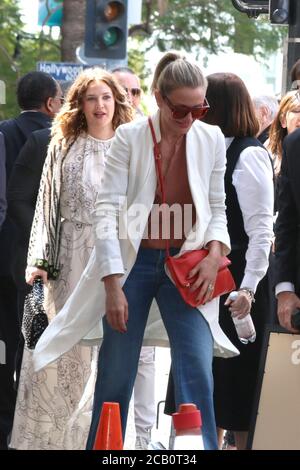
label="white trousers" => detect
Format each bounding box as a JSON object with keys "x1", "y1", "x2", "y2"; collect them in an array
[{"x1": 134, "y1": 346, "x2": 156, "y2": 438}]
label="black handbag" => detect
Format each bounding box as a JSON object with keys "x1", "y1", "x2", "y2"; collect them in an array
[{"x1": 22, "y1": 278, "x2": 49, "y2": 349}]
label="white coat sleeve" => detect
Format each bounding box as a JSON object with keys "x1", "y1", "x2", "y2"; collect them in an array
[{"x1": 93, "y1": 125, "x2": 131, "y2": 280}]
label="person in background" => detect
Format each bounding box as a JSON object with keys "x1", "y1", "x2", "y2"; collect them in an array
[
  {"x1": 7, "y1": 82, "x2": 70, "y2": 385},
  {"x1": 7, "y1": 127, "x2": 52, "y2": 385},
  {"x1": 203, "y1": 73, "x2": 274, "y2": 450},
  {"x1": 113, "y1": 66, "x2": 156, "y2": 450},
  {"x1": 274, "y1": 128, "x2": 300, "y2": 331},
  {"x1": 8, "y1": 127, "x2": 52, "y2": 293},
  {"x1": 290, "y1": 58, "x2": 300, "y2": 90},
  {"x1": 7, "y1": 81, "x2": 70, "y2": 369},
  {"x1": 112, "y1": 67, "x2": 144, "y2": 117},
  {"x1": 252, "y1": 95, "x2": 279, "y2": 144},
  {"x1": 267, "y1": 90, "x2": 300, "y2": 179},
  {"x1": 264, "y1": 91, "x2": 300, "y2": 329},
  {"x1": 0, "y1": 132, "x2": 6, "y2": 231},
  {"x1": 0, "y1": 71, "x2": 62, "y2": 450},
  {"x1": 9, "y1": 68, "x2": 133, "y2": 450}
]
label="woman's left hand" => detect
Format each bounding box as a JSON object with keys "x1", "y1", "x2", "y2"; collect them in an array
[
  {"x1": 188, "y1": 254, "x2": 220, "y2": 304},
  {"x1": 225, "y1": 291, "x2": 251, "y2": 319}
]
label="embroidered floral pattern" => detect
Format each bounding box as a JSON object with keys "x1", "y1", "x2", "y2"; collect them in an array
[{"x1": 10, "y1": 134, "x2": 111, "y2": 450}]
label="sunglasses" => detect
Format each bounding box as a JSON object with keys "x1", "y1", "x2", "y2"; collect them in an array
[
  {"x1": 163, "y1": 95, "x2": 210, "y2": 120},
  {"x1": 123, "y1": 87, "x2": 141, "y2": 97}
]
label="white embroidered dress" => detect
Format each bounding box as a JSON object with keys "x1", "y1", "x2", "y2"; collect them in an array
[{"x1": 10, "y1": 134, "x2": 112, "y2": 450}]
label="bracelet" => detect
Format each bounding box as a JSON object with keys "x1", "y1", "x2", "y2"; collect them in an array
[
  {"x1": 238, "y1": 287, "x2": 255, "y2": 303},
  {"x1": 33, "y1": 258, "x2": 49, "y2": 272},
  {"x1": 32, "y1": 259, "x2": 60, "y2": 280},
  {"x1": 48, "y1": 265, "x2": 59, "y2": 280}
]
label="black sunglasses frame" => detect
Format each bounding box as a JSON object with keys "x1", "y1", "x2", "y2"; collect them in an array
[{"x1": 123, "y1": 87, "x2": 142, "y2": 97}]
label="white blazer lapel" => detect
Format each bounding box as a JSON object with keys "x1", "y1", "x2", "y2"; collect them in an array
[{"x1": 125, "y1": 112, "x2": 161, "y2": 254}]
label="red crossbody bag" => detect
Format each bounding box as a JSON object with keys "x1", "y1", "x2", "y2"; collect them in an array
[{"x1": 148, "y1": 117, "x2": 235, "y2": 307}]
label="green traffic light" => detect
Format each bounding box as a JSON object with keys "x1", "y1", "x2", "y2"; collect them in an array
[{"x1": 103, "y1": 27, "x2": 120, "y2": 47}]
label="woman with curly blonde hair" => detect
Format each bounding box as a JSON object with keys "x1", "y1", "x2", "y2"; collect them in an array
[
  {"x1": 52, "y1": 67, "x2": 133, "y2": 146},
  {"x1": 267, "y1": 90, "x2": 300, "y2": 176},
  {"x1": 10, "y1": 68, "x2": 133, "y2": 450}
]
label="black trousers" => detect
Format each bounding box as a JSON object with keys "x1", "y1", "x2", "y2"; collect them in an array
[{"x1": 0, "y1": 276, "x2": 18, "y2": 449}]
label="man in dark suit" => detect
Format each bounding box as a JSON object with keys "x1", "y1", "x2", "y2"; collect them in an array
[
  {"x1": 275, "y1": 127, "x2": 300, "y2": 331},
  {"x1": 7, "y1": 128, "x2": 51, "y2": 383},
  {"x1": 0, "y1": 71, "x2": 62, "y2": 449},
  {"x1": 0, "y1": 132, "x2": 6, "y2": 231},
  {"x1": 8, "y1": 127, "x2": 51, "y2": 254}
]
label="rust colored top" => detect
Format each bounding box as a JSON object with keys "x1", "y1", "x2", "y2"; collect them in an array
[{"x1": 141, "y1": 135, "x2": 196, "y2": 249}]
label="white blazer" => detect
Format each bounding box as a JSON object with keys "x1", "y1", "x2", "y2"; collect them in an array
[{"x1": 33, "y1": 111, "x2": 239, "y2": 371}]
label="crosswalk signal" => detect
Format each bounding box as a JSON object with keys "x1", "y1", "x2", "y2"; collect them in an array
[
  {"x1": 269, "y1": 0, "x2": 290, "y2": 24},
  {"x1": 85, "y1": 0, "x2": 128, "y2": 59}
]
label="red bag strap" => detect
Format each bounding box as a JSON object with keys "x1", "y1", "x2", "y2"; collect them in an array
[{"x1": 148, "y1": 117, "x2": 170, "y2": 257}]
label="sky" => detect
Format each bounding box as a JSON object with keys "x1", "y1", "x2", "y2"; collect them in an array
[{"x1": 19, "y1": 0, "x2": 39, "y2": 32}]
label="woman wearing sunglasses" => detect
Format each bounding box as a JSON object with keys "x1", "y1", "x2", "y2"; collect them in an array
[
  {"x1": 32, "y1": 52, "x2": 239, "y2": 450},
  {"x1": 204, "y1": 73, "x2": 274, "y2": 450},
  {"x1": 112, "y1": 67, "x2": 144, "y2": 117}
]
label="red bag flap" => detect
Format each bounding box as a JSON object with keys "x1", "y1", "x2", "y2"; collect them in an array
[{"x1": 166, "y1": 249, "x2": 231, "y2": 288}]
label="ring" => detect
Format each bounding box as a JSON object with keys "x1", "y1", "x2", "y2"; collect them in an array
[{"x1": 207, "y1": 283, "x2": 214, "y2": 292}]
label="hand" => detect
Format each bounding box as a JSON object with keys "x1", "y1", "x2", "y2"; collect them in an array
[
  {"x1": 188, "y1": 253, "x2": 220, "y2": 304},
  {"x1": 104, "y1": 275, "x2": 128, "y2": 333},
  {"x1": 26, "y1": 267, "x2": 48, "y2": 286},
  {"x1": 225, "y1": 290, "x2": 251, "y2": 319},
  {"x1": 277, "y1": 291, "x2": 300, "y2": 333}
]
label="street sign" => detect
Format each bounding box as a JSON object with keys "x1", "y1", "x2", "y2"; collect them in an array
[{"x1": 37, "y1": 62, "x2": 90, "y2": 81}]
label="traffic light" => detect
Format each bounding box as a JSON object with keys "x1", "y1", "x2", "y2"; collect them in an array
[
  {"x1": 84, "y1": 0, "x2": 128, "y2": 60},
  {"x1": 269, "y1": 0, "x2": 290, "y2": 24}
]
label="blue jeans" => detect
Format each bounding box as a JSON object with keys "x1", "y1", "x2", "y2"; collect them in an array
[{"x1": 86, "y1": 247, "x2": 217, "y2": 450}]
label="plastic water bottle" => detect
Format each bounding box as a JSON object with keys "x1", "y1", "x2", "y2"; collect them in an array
[
  {"x1": 172, "y1": 403, "x2": 204, "y2": 450},
  {"x1": 228, "y1": 291, "x2": 256, "y2": 344}
]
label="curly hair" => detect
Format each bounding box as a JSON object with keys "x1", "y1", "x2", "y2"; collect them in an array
[
  {"x1": 51, "y1": 67, "x2": 134, "y2": 146},
  {"x1": 268, "y1": 90, "x2": 300, "y2": 175}
]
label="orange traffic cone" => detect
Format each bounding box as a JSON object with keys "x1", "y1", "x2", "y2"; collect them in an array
[{"x1": 93, "y1": 402, "x2": 123, "y2": 450}]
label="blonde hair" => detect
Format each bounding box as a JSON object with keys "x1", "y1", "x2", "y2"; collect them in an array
[
  {"x1": 268, "y1": 90, "x2": 300, "y2": 174},
  {"x1": 151, "y1": 52, "x2": 207, "y2": 96},
  {"x1": 51, "y1": 67, "x2": 134, "y2": 146}
]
